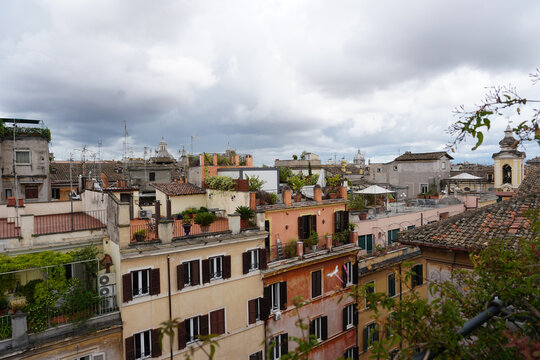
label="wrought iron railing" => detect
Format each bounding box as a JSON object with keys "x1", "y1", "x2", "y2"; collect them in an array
[
  {"x1": 34, "y1": 210, "x2": 106, "y2": 235},
  {"x1": 173, "y1": 217, "x2": 229, "y2": 238}
]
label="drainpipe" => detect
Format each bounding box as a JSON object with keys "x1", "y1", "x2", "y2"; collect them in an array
[
  {"x1": 398, "y1": 264, "x2": 403, "y2": 350},
  {"x1": 167, "y1": 255, "x2": 173, "y2": 360}
]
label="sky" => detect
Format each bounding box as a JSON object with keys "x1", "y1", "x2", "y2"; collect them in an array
[{"x1": 1, "y1": 0, "x2": 539, "y2": 166}]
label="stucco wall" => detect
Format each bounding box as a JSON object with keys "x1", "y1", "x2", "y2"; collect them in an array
[{"x1": 154, "y1": 190, "x2": 207, "y2": 216}]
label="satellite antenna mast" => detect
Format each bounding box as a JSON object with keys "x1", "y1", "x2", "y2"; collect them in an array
[
  {"x1": 190, "y1": 135, "x2": 197, "y2": 155},
  {"x1": 98, "y1": 140, "x2": 102, "y2": 187}
]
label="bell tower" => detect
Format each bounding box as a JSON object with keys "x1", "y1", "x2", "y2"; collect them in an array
[{"x1": 492, "y1": 126, "x2": 525, "y2": 190}]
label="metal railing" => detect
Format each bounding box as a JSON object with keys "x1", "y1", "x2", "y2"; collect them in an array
[
  {"x1": 0, "y1": 314, "x2": 11, "y2": 340},
  {"x1": 173, "y1": 217, "x2": 229, "y2": 238},
  {"x1": 332, "y1": 231, "x2": 352, "y2": 248},
  {"x1": 30, "y1": 295, "x2": 118, "y2": 332},
  {"x1": 34, "y1": 210, "x2": 106, "y2": 235},
  {"x1": 130, "y1": 222, "x2": 158, "y2": 243},
  {"x1": 0, "y1": 217, "x2": 20, "y2": 239}
]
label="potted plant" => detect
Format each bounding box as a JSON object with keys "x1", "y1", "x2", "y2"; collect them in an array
[
  {"x1": 288, "y1": 175, "x2": 305, "y2": 202},
  {"x1": 284, "y1": 240, "x2": 297, "y2": 258},
  {"x1": 8, "y1": 296, "x2": 27, "y2": 314},
  {"x1": 132, "y1": 229, "x2": 147, "y2": 242},
  {"x1": 194, "y1": 212, "x2": 217, "y2": 233},
  {"x1": 236, "y1": 206, "x2": 254, "y2": 228},
  {"x1": 304, "y1": 231, "x2": 319, "y2": 251},
  {"x1": 181, "y1": 217, "x2": 192, "y2": 236}
]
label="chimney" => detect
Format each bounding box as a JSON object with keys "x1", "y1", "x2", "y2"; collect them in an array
[
  {"x1": 166, "y1": 198, "x2": 172, "y2": 220},
  {"x1": 326, "y1": 233, "x2": 333, "y2": 251},
  {"x1": 213, "y1": 153, "x2": 218, "y2": 166},
  {"x1": 339, "y1": 186, "x2": 347, "y2": 200},
  {"x1": 283, "y1": 187, "x2": 292, "y2": 207},
  {"x1": 313, "y1": 185, "x2": 322, "y2": 203},
  {"x1": 296, "y1": 240, "x2": 304, "y2": 258},
  {"x1": 249, "y1": 192, "x2": 256, "y2": 210}
]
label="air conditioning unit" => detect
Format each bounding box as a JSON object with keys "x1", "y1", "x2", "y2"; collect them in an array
[
  {"x1": 139, "y1": 209, "x2": 150, "y2": 219},
  {"x1": 99, "y1": 285, "x2": 115, "y2": 297},
  {"x1": 98, "y1": 273, "x2": 116, "y2": 286},
  {"x1": 273, "y1": 311, "x2": 282, "y2": 321}
]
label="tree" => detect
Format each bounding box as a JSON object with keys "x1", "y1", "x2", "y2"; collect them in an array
[
  {"x1": 449, "y1": 68, "x2": 540, "y2": 151},
  {"x1": 362, "y1": 209, "x2": 540, "y2": 360}
]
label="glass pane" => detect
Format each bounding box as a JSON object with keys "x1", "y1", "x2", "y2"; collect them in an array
[
  {"x1": 16, "y1": 151, "x2": 30, "y2": 164},
  {"x1": 143, "y1": 331, "x2": 151, "y2": 356}
]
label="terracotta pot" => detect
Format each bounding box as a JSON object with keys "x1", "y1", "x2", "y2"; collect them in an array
[
  {"x1": 240, "y1": 219, "x2": 249, "y2": 229},
  {"x1": 200, "y1": 225, "x2": 210, "y2": 233},
  {"x1": 329, "y1": 193, "x2": 338, "y2": 199},
  {"x1": 358, "y1": 212, "x2": 367, "y2": 220},
  {"x1": 293, "y1": 194, "x2": 302, "y2": 202}
]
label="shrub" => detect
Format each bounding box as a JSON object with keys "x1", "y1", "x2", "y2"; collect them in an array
[
  {"x1": 326, "y1": 174, "x2": 343, "y2": 188},
  {"x1": 304, "y1": 232, "x2": 319, "y2": 247},
  {"x1": 269, "y1": 193, "x2": 278, "y2": 204},
  {"x1": 133, "y1": 229, "x2": 147, "y2": 242},
  {"x1": 194, "y1": 212, "x2": 217, "y2": 227},
  {"x1": 205, "y1": 175, "x2": 235, "y2": 191},
  {"x1": 279, "y1": 167, "x2": 292, "y2": 183},
  {"x1": 235, "y1": 206, "x2": 254, "y2": 220},
  {"x1": 348, "y1": 193, "x2": 365, "y2": 211},
  {"x1": 284, "y1": 240, "x2": 297, "y2": 258},
  {"x1": 247, "y1": 175, "x2": 265, "y2": 192}
]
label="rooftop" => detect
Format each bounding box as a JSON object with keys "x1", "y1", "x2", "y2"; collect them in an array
[
  {"x1": 394, "y1": 151, "x2": 453, "y2": 162},
  {"x1": 151, "y1": 182, "x2": 206, "y2": 196}
]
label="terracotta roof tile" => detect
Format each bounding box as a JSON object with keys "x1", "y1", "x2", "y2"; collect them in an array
[
  {"x1": 394, "y1": 151, "x2": 453, "y2": 162},
  {"x1": 151, "y1": 182, "x2": 206, "y2": 196},
  {"x1": 398, "y1": 165, "x2": 540, "y2": 251},
  {"x1": 50, "y1": 161, "x2": 124, "y2": 183}
]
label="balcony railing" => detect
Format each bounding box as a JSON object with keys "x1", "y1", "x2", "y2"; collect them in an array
[
  {"x1": 34, "y1": 210, "x2": 106, "y2": 235},
  {"x1": 130, "y1": 221, "x2": 158, "y2": 243},
  {"x1": 173, "y1": 217, "x2": 229, "y2": 238},
  {"x1": 0, "y1": 217, "x2": 20, "y2": 239},
  {"x1": 0, "y1": 314, "x2": 11, "y2": 340}
]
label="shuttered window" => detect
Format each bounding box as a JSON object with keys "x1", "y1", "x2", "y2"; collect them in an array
[
  {"x1": 178, "y1": 260, "x2": 200, "y2": 290},
  {"x1": 311, "y1": 270, "x2": 322, "y2": 298},
  {"x1": 123, "y1": 268, "x2": 160, "y2": 302},
  {"x1": 125, "y1": 328, "x2": 161, "y2": 360},
  {"x1": 343, "y1": 303, "x2": 356, "y2": 330},
  {"x1": 334, "y1": 210, "x2": 349, "y2": 234},
  {"x1": 248, "y1": 298, "x2": 260, "y2": 324},
  {"x1": 203, "y1": 255, "x2": 231, "y2": 282},
  {"x1": 266, "y1": 281, "x2": 287, "y2": 311},
  {"x1": 243, "y1": 249, "x2": 265, "y2": 274},
  {"x1": 298, "y1": 215, "x2": 317, "y2": 240},
  {"x1": 210, "y1": 308, "x2": 226, "y2": 335},
  {"x1": 387, "y1": 228, "x2": 399, "y2": 245},
  {"x1": 363, "y1": 323, "x2": 379, "y2": 351},
  {"x1": 365, "y1": 281, "x2": 375, "y2": 308},
  {"x1": 412, "y1": 264, "x2": 423, "y2": 287},
  {"x1": 309, "y1": 316, "x2": 328, "y2": 341},
  {"x1": 388, "y1": 273, "x2": 396, "y2": 297},
  {"x1": 270, "y1": 333, "x2": 288, "y2": 360}
]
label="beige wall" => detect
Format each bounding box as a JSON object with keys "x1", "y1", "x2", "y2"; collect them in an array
[
  {"x1": 206, "y1": 189, "x2": 250, "y2": 215},
  {"x1": 119, "y1": 233, "x2": 266, "y2": 359},
  {"x1": 154, "y1": 190, "x2": 207, "y2": 216},
  {"x1": 494, "y1": 158, "x2": 524, "y2": 189}
]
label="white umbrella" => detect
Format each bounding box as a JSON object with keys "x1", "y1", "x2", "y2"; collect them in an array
[
  {"x1": 354, "y1": 185, "x2": 395, "y2": 194},
  {"x1": 449, "y1": 173, "x2": 482, "y2": 180}
]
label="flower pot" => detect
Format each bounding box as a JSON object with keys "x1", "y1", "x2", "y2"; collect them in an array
[
  {"x1": 200, "y1": 225, "x2": 210, "y2": 233},
  {"x1": 329, "y1": 193, "x2": 338, "y2": 199},
  {"x1": 240, "y1": 219, "x2": 249, "y2": 229},
  {"x1": 182, "y1": 224, "x2": 192, "y2": 236},
  {"x1": 293, "y1": 194, "x2": 302, "y2": 202},
  {"x1": 358, "y1": 212, "x2": 367, "y2": 220}
]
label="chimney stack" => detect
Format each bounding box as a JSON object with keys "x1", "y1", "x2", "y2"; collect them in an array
[
  {"x1": 313, "y1": 185, "x2": 322, "y2": 203},
  {"x1": 283, "y1": 187, "x2": 292, "y2": 207}
]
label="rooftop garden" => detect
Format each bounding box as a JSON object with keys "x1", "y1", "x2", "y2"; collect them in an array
[{"x1": 0, "y1": 121, "x2": 51, "y2": 142}]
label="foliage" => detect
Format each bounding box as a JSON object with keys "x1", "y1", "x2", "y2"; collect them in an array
[
  {"x1": 348, "y1": 193, "x2": 365, "y2": 211},
  {"x1": 450, "y1": 68, "x2": 540, "y2": 151},
  {"x1": 158, "y1": 318, "x2": 221, "y2": 360},
  {"x1": 132, "y1": 229, "x2": 147, "y2": 242},
  {"x1": 279, "y1": 167, "x2": 293, "y2": 183},
  {"x1": 235, "y1": 206, "x2": 254, "y2": 220},
  {"x1": 182, "y1": 217, "x2": 192, "y2": 225},
  {"x1": 333, "y1": 230, "x2": 350, "y2": 245},
  {"x1": 256, "y1": 190, "x2": 278, "y2": 204},
  {"x1": 205, "y1": 175, "x2": 235, "y2": 191},
  {"x1": 204, "y1": 153, "x2": 212, "y2": 164},
  {"x1": 363, "y1": 209, "x2": 540, "y2": 360},
  {"x1": 246, "y1": 175, "x2": 265, "y2": 192},
  {"x1": 304, "y1": 231, "x2": 319, "y2": 247},
  {"x1": 0, "y1": 122, "x2": 52, "y2": 142},
  {"x1": 326, "y1": 174, "x2": 343, "y2": 188},
  {"x1": 188, "y1": 155, "x2": 200, "y2": 166},
  {"x1": 193, "y1": 212, "x2": 217, "y2": 227},
  {"x1": 269, "y1": 193, "x2": 279, "y2": 204},
  {"x1": 287, "y1": 174, "x2": 306, "y2": 195},
  {"x1": 305, "y1": 174, "x2": 319, "y2": 186},
  {"x1": 284, "y1": 240, "x2": 297, "y2": 258}
]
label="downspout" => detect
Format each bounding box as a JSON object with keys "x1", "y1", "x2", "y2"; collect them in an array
[
  {"x1": 167, "y1": 255, "x2": 173, "y2": 360},
  {"x1": 398, "y1": 264, "x2": 403, "y2": 350},
  {"x1": 354, "y1": 258, "x2": 360, "y2": 355}
]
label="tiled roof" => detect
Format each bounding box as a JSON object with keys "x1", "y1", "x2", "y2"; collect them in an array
[
  {"x1": 398, "y1": 165, "x2": 540, "y2": 251},
  {"x1": 50, "y1": 161, "x2": 124, "y2": 183},
  {"x1": 394, "y1": 151, "x2": 453, "y2": 162},
  {"x1": 151, "y1": 182, "x2": 206, "y2": 196}
]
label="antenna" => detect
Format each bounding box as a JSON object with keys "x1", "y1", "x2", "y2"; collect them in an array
[
  {"x1": 98, "y1": 140, "x2": 102, "y2": 187},
  {"x1": 190, "y1": 135, "x2": 197, "y2": 154}
]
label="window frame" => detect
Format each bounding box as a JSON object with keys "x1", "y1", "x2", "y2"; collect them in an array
[
  {"x1": 15, "y1": 150, "x2": 31, "y2": 165},
  {"x1": 132, "y1": 269, "x2": 151, "y2": 298},
  {"x1": 134, "y1": 329, "x2": 152, "y2": 360},
  {"x1": 209, "y1": 256, "x2": 223, "y2": 280},
  {"x1": 411, "y1": 264, "x2": 423, "y2": 288},
  {"x1": 364, "y1": 322, "x2": 378, "y2": 351},
  {"x1": 148, "y1": 172, "x2": 155, "y2": 181},
  {"x1": 387, "y1": 228, "x2": 399, "y2": 245},
  {"x1": 420, "y1": 183, "x2": 429, "y2": 194},
  {"x1": 344, "y1": 261, "x2": 353, "y2": 286},
  {"x1": 248, "y1": 248, "x2": 259, "y2": 271},
  {"x1": 270, "y1": 334, "x2": 282, "y2": 360},
  {"x1": 344, "y1": 347, "x2": 356, "y2": 359},
  {"x1": 185, "y1": 316, "x2": 200, "y2": 344},
  {"x1": 270, "y1": 282, "x2": 280, "y2": 311},
  {"x1": 344, "y1": 303, "x2": 355, "y2": 329},
  {"x1": 387, "y1": 272, "x2": 396, "y2": 297},
  {"x1": 311, "y1": 269, "x2": 322, "y2": 299},
  {"x1": 311, "y1": 317, "x2": 323, "y2": 341}
]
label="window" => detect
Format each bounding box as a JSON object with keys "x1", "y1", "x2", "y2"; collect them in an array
[
  {"x1": 420, "y1": 184, "x2": 429, "y2": 194},
  {"x1": 177, "y1": 260, "x2": 200, "y2": 289},
  {"x1": 343, "y1": 303, "x2": 356, "y2": 330},
  {"x1": 126, "y1": 329, "x2": 160, "y2": 359},
  {"x1": 185, "y1": 316, "x2": 200, "y2": 343},
  {"x1": 249, "y1": 351, "x2": 263, "y2": 360},
  {"x1": 311, "y1": 270, "x2": 322, "y2": 298},
  {"x1": 270, "y1": 334, "x2": 288, "y2": 360},
  {"x1": 441, "y1": 162, "x2": 447, "y2": 170},
  {"x1": 388, "y1": 273, "x2": 396, "y2": 297},
  {"x1": 387, "y1": 228, "x2": 399, "y2": 245},
  {"x1": 334, "y1": 210, "x2": 349, "y2": 234},
  {"x1": 412, "y1": 264, "x2": 423, "y2": 288},
  {"x1": 363, "y1": 323, "x2": 379, "y2": 351},
  {"x1": 202, "y1": 256, "x2": 231, "y2": 283},
  {"x1": 393, "y1": 165, "x2": 398, "y2": 171},
  {"x1": 209, "y1": 256, "x2": 222, "y2": 280},
  {"x1": 15, "y1": 150, "x2": 31, "y2": 164},
  {"x1": 343, "y1": 261, "x2": 354, "y2": 286},
  {"x1": 265, "y1": 282, "x2": 287, "y2": 311},
  {"x1": 4, "y1": 189, "x2": 12, "y2": 199},
  {"x1": 365, "y1": 281, "x2": 375, "y2": 308},
  {"x1": 248, "y1": 297, "x2": 270, "y2": 324},
  {"x1": 25, "y1": 185, "x2": 39, "y2": 199},
  {"x1": 149, "y1": 172, "x2": 155, "y2": 181},
  {"x1": 309, "y1": 316, "x2": 327, "y2": 342},
  {"x1": 358, "y1": 234, "x2": 373, "y2": 254},
  {"x1": 407, "y1": 225, "x2": 415, "y2": 230},
  {"x1": 376, "y1": 168, "x2": 381, "y2": 173},
  {"x1": 344, "y1": 346, "x2": 358, "y2": 360},
  {"x1": 132, "y1": 269, "x2": 150, "y2": 297},
  {"x1": 243, "y1": 248, "x2": 266, "y2": 274},
  {"x1": 52, "y1": 188, "x2": 60, "y2": 199},
  {"x1": 122, "y1": 269, "x2": 160, "y2": 303},
  {"x1": 298, "y1": 214, "x2": 316, "y2": 240},
  {"x1": 135, "y1": 330, "x2": 151, "y2": 359},
  {"x1": 210, "y1": 308, "x2": 225, "y2": 335}
]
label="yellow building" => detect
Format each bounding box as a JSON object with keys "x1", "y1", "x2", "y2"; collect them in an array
[{"x1": 492, "y1": 125, "x2": 525, "y2": 190}]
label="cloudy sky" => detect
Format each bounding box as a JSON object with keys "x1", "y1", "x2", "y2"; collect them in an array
[{"x1": 1, "y1": 0, "x2": 539, "y2": 166}]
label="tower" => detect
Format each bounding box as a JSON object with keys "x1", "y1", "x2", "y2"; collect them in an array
[{"x1": 492, "y1": 126, "x2": 526, "y2": 190}]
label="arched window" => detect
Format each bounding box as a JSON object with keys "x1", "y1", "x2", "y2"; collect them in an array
[{"x1": 503, "y1": 164, "x2": 512, "y2": 184}]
